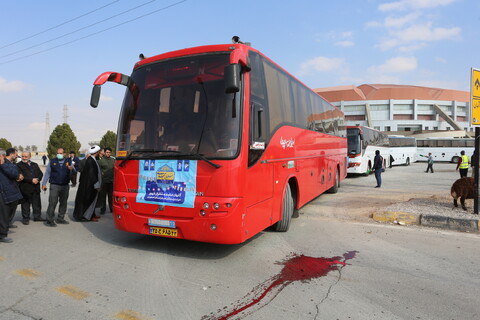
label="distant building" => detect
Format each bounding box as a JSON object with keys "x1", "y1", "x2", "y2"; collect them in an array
[{"x1": 314, "y1": 84, "x2": 471, "y2": 137}]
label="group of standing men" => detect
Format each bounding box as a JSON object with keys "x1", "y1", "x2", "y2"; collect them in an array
[{"x1": 0, "y1": 146, "x2": 115, "y2": 243}]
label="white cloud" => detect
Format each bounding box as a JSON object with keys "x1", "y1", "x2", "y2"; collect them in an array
[
  {"x1": 0, "y1": 77, "x2": 28, "y2": 92},
  {"x1": 298, "y1": 56, "x2": 346, "y2": 76},
  {"x1": 384, "y1": 12, "x2": 421, "y2": 28},
  {"x1": 28, "y1": 122, "x2": 45, "y2": 130},
  {"x1": 377, "y1": 23, "x2": 460, "y2": 50},
  {"x1": 365, "y1": 21, "x2": 383, "y2": 28},
  {"x1": 395, "y1": 23, "x2": 460, "y2": 42},
  {"x1": 379, "y1": 0, "x2": 457, "y2": 12},
  {"x1": 335, "y1": 41, "x2": 354, "y2": 47},
  {"x1": 398, "y1": 43, "x2": 427, "y2": 52},
  {"x1": 435, "y1": 57, "x2": 447, "y2": 63},
  {"x1": 373, "y1": 0, "x2": 460, "y2": 52},
  {"x1": 368, "y1": 56, "x2": 417, "y2": 73}
]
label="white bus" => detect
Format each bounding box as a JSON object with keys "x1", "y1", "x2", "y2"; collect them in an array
[
  {"x1": 347, "y1": 126, "x2": 390, "y2": 175},
  {"x1": 416, "y1": 138, "x2": 474, "y2": 163},
  {"x1": 389, "y1": 136, "x2": 417, "y2": 166}
]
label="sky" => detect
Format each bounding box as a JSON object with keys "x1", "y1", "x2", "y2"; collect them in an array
[{"x1": 0, "y1": 0, "x2": 478, "y2": 151}]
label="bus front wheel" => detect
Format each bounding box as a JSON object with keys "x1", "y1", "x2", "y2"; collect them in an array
[
  {"x1": 273, "y1": 184, "x2": 294, "y2": 232},
  {"x1": 364, "y1": 163, "x2": 372, "y2": 176},
  {"x1": 406, "y1": 157, "x2": 410, "y2": 166},
  {"x1": 451, "y1": 156, "x2": 459, "y2": 163}
]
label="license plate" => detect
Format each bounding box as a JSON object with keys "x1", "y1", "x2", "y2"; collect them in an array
[{"x1": 149, "y1": 227, "x2": 178, "y2": 238}]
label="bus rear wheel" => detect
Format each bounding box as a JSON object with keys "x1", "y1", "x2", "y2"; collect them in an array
[
  {"x1": 451, "y1": 156, "x2": 459, "y2": 163},
  {"x1": 327, "y1": 168, "x2": 340, "y2": 193},
  {"x1": 273, "y1": 184, "x2": 294, "y2": 232}
]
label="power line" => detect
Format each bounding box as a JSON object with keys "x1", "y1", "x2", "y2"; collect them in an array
[
  {"x1": 1, "y1": 0, "x2": 158, "y2": 59},
  {"x1": 0, "y1": 0, "x2": 120, "y2": 50},
  {"x1": 0, "y1": 0, "x2": 187, "y2": 65}
]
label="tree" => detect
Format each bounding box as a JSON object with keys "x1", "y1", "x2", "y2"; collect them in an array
[
  {"x1": 99, "y1": 130, "x2": 117, "y2": 154},
  {"x1": 18, "y1": 145, "x2": 24, "y2": 152},
  {"x1": 31, "y1": 145, "x2": 38, "y2": 152},
  {"x1": 46, "y1": 123, "x2": 81, "y2": 159},
  {"x1": 0, "y1": 138, "x2": 12, "y2": 150}
]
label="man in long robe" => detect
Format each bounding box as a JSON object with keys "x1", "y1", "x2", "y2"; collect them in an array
[{"x1": 73, "y1": 145, "x2": 102, "y2": 221}]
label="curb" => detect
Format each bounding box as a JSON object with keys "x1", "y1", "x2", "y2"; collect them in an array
[
  {"x1": 372, "y1": 211, "x2": 479, "y2": 233},
  {"x1": 372, "y1": 211, "x2": 420, "y2": 225}
]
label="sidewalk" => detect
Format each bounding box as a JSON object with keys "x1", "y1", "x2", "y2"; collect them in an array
[
  {"x1": 301, "y1": 162, "x2": 480, "y2": 234},
  {"x1": 372, "y1": 196, "x2": 480, "y2": 232}
]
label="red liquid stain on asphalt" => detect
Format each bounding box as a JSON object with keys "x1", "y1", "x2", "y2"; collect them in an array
[{"x1": 203, "y1": 251, "x2": 358, "y2": 320}]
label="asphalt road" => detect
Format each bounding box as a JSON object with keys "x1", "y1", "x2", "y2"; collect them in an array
[{"x1": 0, "y1": 162, "x2": 479, "y2": 320}]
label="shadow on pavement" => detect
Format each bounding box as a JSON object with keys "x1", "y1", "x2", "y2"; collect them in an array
[{"x1": 63, "y1": 202, "x2": 260, "y2": 260}]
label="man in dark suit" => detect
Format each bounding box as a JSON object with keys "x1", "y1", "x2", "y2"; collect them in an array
[
  {"x1": 68, "y1": 151, "x2": 80, "y2": 187},
  {"x1": 17, "y1": 151, "x2": 44, "y2": 224}
]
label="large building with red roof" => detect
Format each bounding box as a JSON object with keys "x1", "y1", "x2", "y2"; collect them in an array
[{"x1": 314, "y1": 84, "x2": 471, "y2": 136}]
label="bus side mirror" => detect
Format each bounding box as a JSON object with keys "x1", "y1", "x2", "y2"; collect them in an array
[
  {"x1": 224, "y1": 64, "x2": 240, "y2": 93},
  {"x1": 90, "y1": 85, "x2": 101, "y2": 108}
]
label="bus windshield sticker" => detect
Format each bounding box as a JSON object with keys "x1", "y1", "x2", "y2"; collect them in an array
[
  {"x1": 137, "y1": 160, "x2": 197, "y2": 208},
  {"x1": 251, "y1": 141, "x2": 265, "y2": 150},
  {"x1": 288, "y1": 161, "x2": 294, "y2": 169}
]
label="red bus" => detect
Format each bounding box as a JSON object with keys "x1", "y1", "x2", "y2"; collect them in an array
[{"x1": 90, "y1": 39, "x2": 347, "y2": 244}]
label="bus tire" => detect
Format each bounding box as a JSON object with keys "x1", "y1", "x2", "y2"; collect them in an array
[
  {"x1": 451, "y1": 156, "x2": 459, "y2": 163},
  {"x1": 327, "y1": 168, "x2": 340, "y2": 194},
  {"x1": 363, "y1": 163, "x2": 371, "y2": 176},
  {"x1": 274, "y1": 184, "x2": 293, "y2": 232},
  {"x1": 406, "y1": 157, "x2": 410, "y2": 166}
]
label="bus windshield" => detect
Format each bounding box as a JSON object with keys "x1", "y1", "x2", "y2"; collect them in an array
[
  {"x1": 117, "y1": 53, "x2": 241, "y2": 159},
  {"x1": 347, "y1": 128, "x2": 361, "y2": 154}
]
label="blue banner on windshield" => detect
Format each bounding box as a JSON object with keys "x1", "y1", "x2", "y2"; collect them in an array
[{"x1": 137, "y1": 160, "x2": 197, "y2": 208}]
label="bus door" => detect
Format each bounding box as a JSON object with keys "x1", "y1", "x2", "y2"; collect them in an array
[{"x1": 245, "y1": 101, "x2": 273, "y2": 233}]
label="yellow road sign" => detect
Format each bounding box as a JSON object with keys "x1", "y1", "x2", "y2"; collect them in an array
[
  {"x1": 471, "y1": 98, "x2": 480, "y2": 124},
  {"x1": 471, "y1": 68, "x2": 480, "y2": 125},
  {"x1": 472, "y1": 69, "x2": 480, "y2": 98}
]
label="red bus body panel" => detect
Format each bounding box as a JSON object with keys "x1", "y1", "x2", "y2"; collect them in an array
[{"x1": 104, "y1": 44, "x2": 347, "y2": 244}]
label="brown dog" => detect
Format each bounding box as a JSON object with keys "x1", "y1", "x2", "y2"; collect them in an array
[{"x1": 451, "y1": 177, "x2": 475, "y2": 211}]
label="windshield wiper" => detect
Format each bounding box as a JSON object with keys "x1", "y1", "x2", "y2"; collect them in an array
[
  {"x1": 119, "y1": 149, "x2": 180, "y2": 167},
  {"x1": 186, "y1": 153, "x2": 221, "y2": 169}
]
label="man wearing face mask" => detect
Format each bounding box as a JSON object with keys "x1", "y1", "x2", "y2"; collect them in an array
[
  {"x1": 0, "y1": 148, "x2": 24, "y2": 243},
  {"x1": 17, "y1": 151, "x2": 44, "y2": 224},
  {"x1": 41, "y1": 148, "x2": 75, "y2": 227}
]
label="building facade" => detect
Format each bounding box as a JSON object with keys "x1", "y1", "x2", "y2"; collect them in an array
[{"x1": 314, "y1": 84, "x2": 472, "y2": 135}]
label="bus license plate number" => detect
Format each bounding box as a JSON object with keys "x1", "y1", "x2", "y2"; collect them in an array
[{"x1": 150, "y1": 227, "x2": 178, "y2": 238}]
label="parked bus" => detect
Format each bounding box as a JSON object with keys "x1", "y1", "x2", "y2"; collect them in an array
[
  {"x1": 89, "y1": 39, "x2": 347, "y2": 244},
  {"x1": 416, "y1": 138, "x2": 474, "y2": 163},
  {"x1": 347, "y1": 126, "x2": 390, "y2": 175},
  {"x1": 388, "y1": 136, "x2": 417, "y2": 166}
]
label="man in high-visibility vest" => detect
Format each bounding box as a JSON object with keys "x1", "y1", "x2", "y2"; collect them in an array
[{"x1": 456, "y1": 150, "x2": 470, "y2": 178}]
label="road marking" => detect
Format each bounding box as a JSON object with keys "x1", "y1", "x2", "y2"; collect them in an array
[
  {"x1": 15, "y1": 269, "x2": 42, "y2": 278},
  {"x1": 114, "y1": 310, "x2": 153, "y2": 320},
  {"x1": 56, "y1": 285, "x2": 90, "y2": 300}
]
